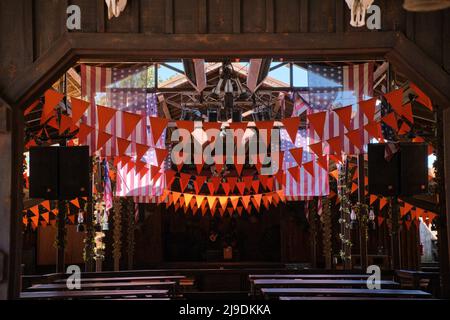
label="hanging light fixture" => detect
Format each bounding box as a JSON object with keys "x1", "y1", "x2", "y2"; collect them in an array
[
  {"x1": 76, "y1": 211, "x2": 85, "y2": 233},
  {"x1": 350, "y1": 208, "x2": 358, "y2": 229},
  {"x1": 368, "y1": 208, "x2": 376, "y2": 230},
  {"x1": 403, "y1": 0, "x2": 450, "y2": 11}
]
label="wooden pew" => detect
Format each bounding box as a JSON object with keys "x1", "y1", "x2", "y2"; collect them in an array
[
  {"x1": 251, "y1": 279, "x2": 399, "y2": 296},
  {"x1": 20, "y1": 289, "x2": 169, "y2": 300},
  {"x1": 52, "y1": 275, "x2": 186, "y2": 284},
  {"x1": 395, "y1": 270, "x2": 440, "y2": 297},
  {"x1": 261, "y1": 288, "x2": 432, "y2": 300},
  {"x1": 26, "y1": 281, "x2": 177, "y2": 295},
  {"x1": 279, "y1": 296, "x2": 437, "y2": 301}
]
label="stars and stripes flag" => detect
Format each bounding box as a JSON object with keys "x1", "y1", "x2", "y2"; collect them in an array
[
  {"x1": 80, "y1": 65, "x2": 167, "y2": 203},
  {"x1": 306, "y1": 63, "x2": 375, "y2": 154},
  {"x1": 280, "y1": 128, "x2": 329, "y2": 201}
]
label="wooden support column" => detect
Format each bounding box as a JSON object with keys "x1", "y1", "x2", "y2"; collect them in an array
[
  {"x1": 358, "y1": 154, "x2": 368, "y2": 271},
  {"x1": 0, "y1": 98, "x2": 23, "y2": 299},
  {"x1": 438, "y1": 106, "x2": 450, "y2": 298},
  {"x1": 391, "y1": 197, "x2": 401, "y2": 270},
  {"x1": 309, "y1": 201, "x2": 318, "y2": 269}
]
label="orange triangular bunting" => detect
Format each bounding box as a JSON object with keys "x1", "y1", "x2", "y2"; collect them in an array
[
  {"x1": 309, "y1": 142, "x2": 323, "y2": 157},
  {"x1": 70, "y1": 97, "x2": 90, "y2": 124},
  {"x1": 359, "y1": 98, "x2": 377, "y2": 122},
  {"x1": 346, "y1": 129, "x2": 363, "y2": 151},
  {"x1": 149, "y1": 117, "x2": 169, "y2": 145},
  {"x1": 122, "y1": 111, "x2": 142, "y2": 139},
  {"x1": 97, "y1": 105, "x2": 117, "y2": 131},
  {"x1": 155, "y1": 148, "x2": 169, "y2": 167},
  {"x1": 176, "y1": 120, "x2": 194, "y2": 133},
  {"x1": 77, "y1": 123, "x2": 94, "y2": 144},
  {"x1": 385, "y1": 88, "x2": 404, "y2": 114},
  {"x1": 136, "y1": 143, "x2": 150, "y2": 162},
  {"x1": 230, "y1": 197, "x2": 240, "y2": 211},
  {"x1": 242, "y1": 196, "x2": 251, "y2": 209},
  {"x1": 219, "y1": 197, "x2": 228, "y2": 211},
  {"x1": 288, "y1": 166, "x2": 300, "y2": 183},
  {"x1": 59, "y1": 114, "x2": 73, "y2": 135},
  {"x1": 303, "y1": 161, "x2": 315, "y2": 177},
  {"x1": 382, "y1": 113, "x2": 398, "y2": 132},
  {"x1": 410, "y1": 83, "x2": 432, "y2": 111},
  {"x1": 307, "y1": 111, "x2": 327, "y2": 139},
  {"x1": 370, "y1": 195, "x2": 378, "y2": 205},
  {"x1": 402, "y1": 103, "x2": 414, "y2": 124},
  {"x1": 41, "y1": 200, "x2": 51, "y2": 211},
  {"x1": 281, "y1": 117, "x2": 301, "y2": 143},
  {"x1": 70, "y1": 199, "x2": 80, "y2": 208},
  {"x1": 236, "y1": 182, "x2": 246, "y2": 195},
  {"x1": 42, "y1": 90, "x2": 64, "y2": 124},
  {"x1": 97, "y1": 131, "x2": 113, "y2": 151},
  {"x1": 289, "y1": 147, "x2": 303, "y2": 167},
  {"x1": 364, "y1": 122, "x2": 383, "y2": 141},
  {"x1": 327, "y1": 136, "x2": 342, "y2": 155},
  {"x1": 117, "y1": 137, "x2": 131, "y2": 156},
  {"x1": 334, "y1": 105, "x2": 353, "y2": 130}
]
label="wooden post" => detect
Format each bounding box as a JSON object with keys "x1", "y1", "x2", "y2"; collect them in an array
[
  {"x1": 437, "y1": 105, "x2": 450, "y2": 298},
  {"x1": 391, "y1": 197, "x2": 401, "y2": 270},
  {"x1": 309, "y1": 201, "x2": 317, "y2": 269},
  {"x1": 358, "y1": 154, "x2": 368, "y2": 271}
]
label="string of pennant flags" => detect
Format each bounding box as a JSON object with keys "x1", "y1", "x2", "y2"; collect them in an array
[
  {"x1": 23, "y1": 81, "x2": 436, "y2": 219},
  {"x1": 22, "y1": 198, "x2": 87, "y2": 229}
]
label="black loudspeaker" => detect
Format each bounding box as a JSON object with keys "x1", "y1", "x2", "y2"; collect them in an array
[
  {"x1": 208, "y1": 109, "x2": 219, "y2": 122},
  {"x1": 400, "y1": 143, "x2": 429, "y2": 196},
  {"x1": 368, "y1": 144, "x2": 400, "y2": 196},
  {"x1": 58, "y1": 147, "x2": 90, "y2": 199},
  {"x1": 29, "y1": 146, "x2": 90, "y2": 200},
  {"x1": 29, "y1": 147, "x2": 59, "y2": 199},
  {"x1": 368, "y1": 143, "x2": 428, "y2": 196}
]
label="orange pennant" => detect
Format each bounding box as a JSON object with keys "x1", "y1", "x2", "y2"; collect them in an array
[
  {"x1": 42, "y1": 90, "x2": 64, "y2": 124},
  {"x1": 179, "y1": 173, "x2": 191, "y2": 192},
  {"x1": 97, "y1": 105, "x2": 117, "y2": 131},
  {"x1": 364, "y1": 122, "x2": 383, "y2": 141},
  {"x1": 77, "y1": 123, "x2": 94, "y2": 144},
  {"x1": 307, "y1": 111, "x2": 327, "y2": 139},
  {"x1": 211, "y1": 177, "x2": 221, "y2": 193},
  {"x1": 359, "y1": 98, "x2": 377, "y2": 122},
  {"x1": 207, "y1": 182, "x2": 215, "y2": 195},
  {"x1": 70, "y1": 199, "x2": 80, "y2": 208},
  {"x1": 149, "y1": 117, "x2": 169, "y2": 145},
  {"x1": 41, "y1": 200, "x2": 51, "y2": 212},
  {"x1": 345, "y1": 129, "x2": 363, "y2": 151},
  {"x1": 289, "y1": 147, "x2": 303, "y2": 167},
  {"x1": 327, "y1": 136, "x2": 342, "y2": 155},
  {"x1": 370, "y1": 195, "x2": 378, "y2": 205},
  {"x1": 236, "y1": 182, "x2": 246, "y2": 195},
  {"x1": 219, "y1": 197, "x2": 228, "y2": 211},
  {"x1": 251, "y1": 180, "x2": 260, "y2": 193},
  {"x1": 410, "y1": 83, "x2": 432, "y2": 111},
  {"x1": 155, "y1": 148, "x2": 169, "y2": 167},
  {"x1": 59, "y1": 114, "x2": 73, "y2": 135},
  {"x1": 196, "y1": 163, "x2": 204, "y2": 175},
  {"x1": 227, "y1": 177, "x2": 238, "y2": 192},
  {"x1": 222, "y1": 183, "x2": 231, "y2": 196},
  {"x1": 329, "y1": 170, "x2": 339, "y2": 181},
  {"x1": 230, "y1": 197, "x2": 240, "y2": 211},
  {"x1": 316, "y1": 155, "x2": 328, "y2": 171},
  {"x1": 385, "y1": 88, "x2": 404, "y2": 114},
  {"x1": 236, "y1": 207, "x2": 244, "y2": 216},
  {"x1": 97, "y1": 131, "x2": 113, "y2": 151},
  {"x1": 30, "y1": 205, "x2": 39, "y2": 216},
  {"x1": 334, "y1": 105, "x2": 353, "y2": 130},
  {"x1": 207, "y1": 196, "x2": 217, "y2": 211},
  {"x1": 379, "y1": 197, "x2": 388, "y2": 210},
  {"x1": 165, "y1": 170, "x2": 176, "y2": 187},
  {"x1": 136, "y1": 143, "x2": 150, "y2": 162},
  {"x1": 398, "y1": 122, "x2": 410, "y2": 135},
  {"x1": 122, "y1": 111, "x2": 142, "y2": 139},
  {"x1": 287, "y1": 166, "x2": 300, "y2": 183},
  {"x1": 281, "y1": 117, "x2": 301, "y2": 143},
  {"x1": 377, "y1": 216, "x2": 384, "y2": 226},
  {"x1": 309, "y1": 142, "x2": 323, "y2": 157},
  {"x1": 184, "y1": 194, "x2": 194, "y2": 208},
  {"x1": 303, "y1": 161, "x2": 315, "y2": 177},
  {"x1": 117, "y1": 137, "x2": 131, "y2": 156},
  {"x1": 70, "y1": 97, "x2": 90, "y2": 124},
  {"x1": 242, "y1": 196, "x2": 251, "y2": 209},
  {"x1": 382, "y1": 113, "x2": 398, "y2": 132}
]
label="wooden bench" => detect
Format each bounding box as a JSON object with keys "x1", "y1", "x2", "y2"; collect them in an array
[
  {"x1": 260, "y1": 288, "x2": 432, "y2": 300},
  {"x1": 395, "y1": 270, "x2": 440, "y2": 297},
  {"x1": 251, "y1": 279, "x2": 399, "y2": 296},
  {"x1": 279, "y1": 296, "x2": 437, "y2": 301},
  {"x1": 20, "y1": 289, "x2": 169, "y2": 300},
  {"x1": 249, "y1": 274, "x2": 376, "y2": 280},
  {"x1": 53, "y1": 275, "x2": 186, "y2": 284},
  {"x1": 26, "y1": 281, "x2": 177, "y2": 295}
]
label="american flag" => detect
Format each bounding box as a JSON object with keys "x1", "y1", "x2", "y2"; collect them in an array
[
  {"x1": 102, "y1": 159, "x2": 113, "y2": 212},
  {"x1": 306, "y1": 63, "x2": 375, "y2": 154},
  {"x1": 280, "y1": 128, "x2": 329, "y2": 201},
  {"x1": 81, "y1": 65, "x2": 166, "y2": 203}
]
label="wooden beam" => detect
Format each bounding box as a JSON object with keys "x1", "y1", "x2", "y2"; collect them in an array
[
  {"x1": 165, "y1": 0, "x2": 174, "y2": 34},
  {"x1": 67, "y1": 68, "x2": 81, "y2": 85},
  {"x1": 158, "y1": 95, "x2": 172, "y2": 119},
  {"x1": 265, "y1": 0, "x2": 274, "y2": 33},
  {"x1": 198, "y1": 0, "x2": 207, "y2": 34},
  {"x1": 335, "y1": 0, "x2": 344, "y2": 33},
  {"x1": 233, "y1": 0, "x2": 241, "y2": 34},
  {"x1": 97, "y1": 0, "x2": 106, "y2": 33},
  {"x1": 299, "y1": 0, "x2": 309, "y2": 33},
  {"x1": 386, "y1": 32, "x2": 450, "y2": 109}
]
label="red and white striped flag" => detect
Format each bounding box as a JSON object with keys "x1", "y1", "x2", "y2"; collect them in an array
[{"x1": 307, "y1": 63, "x2": 375, "y2": 155}]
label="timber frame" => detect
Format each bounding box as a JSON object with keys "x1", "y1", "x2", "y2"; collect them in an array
[{"x1": 1, "y1": 0, "x2": 450, "y2": 300}]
